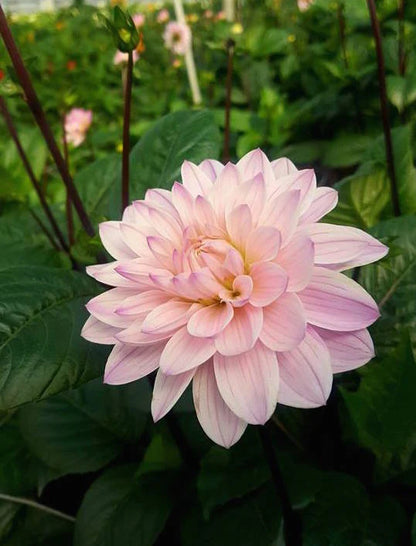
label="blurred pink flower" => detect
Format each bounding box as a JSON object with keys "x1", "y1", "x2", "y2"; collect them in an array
[
  {"x1": 216, "y1": 10, "x2": 226, "y2": 20},
  {"x1": 298, "y1": 0, "x2": 314, "y2": 11},
  {"x1": 64, "y1": 107, "x2": 92, "y2": 147},
  {"x1": 113, "y1": 49, "x2": 139, "y2": 66},
  {"x1": 204, "y1": 10, "x2": 213, "y2": 19},
  {"x1": 157, "y1": 8, "x2": 170, "y2": 23},
  {"x1": 82, "y1": 149, "x2": 387, "y2": 448},
  {"x1": 132, "y1": 13, "x2": 145, "y2": 28},
  {"x1": 163, "y1": 21, "x2": 191, "y2": 55}
]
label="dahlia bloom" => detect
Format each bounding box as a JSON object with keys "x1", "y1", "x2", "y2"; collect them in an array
[
  {"x1": 163, "y1": 22, "x2": 191, "y2": 56},
  {"x1": 132, "y1": 13, "x2": 145, "y2": 28},
  {"x1": 64, "y1": 108, "x2": 93, "y2": 147},
  {"x1": 113, "y1": 49, "x2": 139, "y2": 66},
  {"x1": 157, "y1": 9, "x2": 170, "y2": 23},
  {"x1": 82, "y1": 149, "x2": 387, "y2": 448}
]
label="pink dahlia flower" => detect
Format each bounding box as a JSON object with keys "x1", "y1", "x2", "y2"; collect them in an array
[
  {"x1": 163, "y1": 21, "x2": 191, "y2": 56},
  {"x1": 82, "y1": 149, "x2": 388, "y2": 448},
  {"x1": 132, "y1": 13, "x2": 145, "y2": 28},
  {"x1": 157, "y1": 9, "x2": 170, "y2": 23},
  {"x1": 113, "y1": 49, "x2": 139, "y2": 66},
  {"x1": 64, "y1": 107, "x2": 93, "y2": 147}
]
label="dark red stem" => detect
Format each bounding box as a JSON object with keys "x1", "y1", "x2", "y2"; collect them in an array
[
  {"x1": 62, "y1": 115, "x2": 74, "y2": 246},
  {"x1": 222, "y1": 38, "x2": 235, "y2": 163},
  {"x1": 0, "y1": 94, "x2": 69, "y2": 252},
  {"x1": 0, "y1": 5, "x2": 95, "y2": 236},
  {"x1": 121, "y1": 50, "x2": 133, "y2": 212},
  {"x1": 367, "y1": 0, "x2": 401, "y2": 217}
]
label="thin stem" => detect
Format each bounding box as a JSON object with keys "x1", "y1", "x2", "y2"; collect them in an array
[
  {"x1": 259, "y1": 425, "x2": 302, "y2": 546},
  {"x1": 0, "y1": 493, "x2": 75, "y2": 523},
  {"x1": 398, "y1": 0, "x2": 406, "y2": 76},
  {"x1": 0, "y1": 95, "x2": 69, "y2": 252},
  {"x1": 0, "y1": 5, "x2": 95, "y2": 236},
  {"x1": 62, "y1": 115, "x2": 74, "y2": 246},
  {"x1": 271, "y1": 415, "x2": 304, "y2": 452},
  {"x1": 121, "y1": 50, "x2": 133, "y2": 213},
  {"x1": 366, "y1": 0, "x2": 401, "y2": 217},
  {"x1": 337, "y1": 2, "x2": 348, "y2": 69},
  {"x1": 222, "y1": 38, "x2": 235, "y2": 163},
  {"x1": 28, "y1": 208, "x2": 60, "y2": 251}
]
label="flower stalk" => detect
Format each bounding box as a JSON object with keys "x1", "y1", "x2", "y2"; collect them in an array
[
  {"x1": 398, "y1": 0, "x2": 406, "y2": 76},
  {"x1": 0, "y1": 94, "x2": 69, "y2": 252},
  {"x1": 222, "y1": 38, "x2": 235, "y2": 163},
  {"x1": 0, "y1": 4, "x2": 95, "y2": 236},
  {"x1": 62, "y1": 114, "x2": 74, "y2": 246},
  {"x1": 366, "y1": 0, "x2": 401, "y2": 217},
  {"x1": 121, "y1": 50, "x2": 133, "y2": 212}
]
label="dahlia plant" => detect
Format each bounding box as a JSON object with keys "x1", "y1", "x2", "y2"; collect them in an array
[{"x1": 82, "y1": 149, "x2": 387, "y2": 447}]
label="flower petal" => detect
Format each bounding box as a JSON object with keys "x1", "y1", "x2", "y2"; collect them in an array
[
  {"x1": 226, "y1": 204, "x2": 253, "y2": 250},
  {"x1": 198, "y1": 158, "x2": 224, "y2": 181},
  {"x1": 249, "y1": 262, "x2": 288, "y2": 307},
  {"x1": 245, "y1": 226, "x2": 281, "y2": 264},
  {"x1": 151, "y1": 368, "x2": 196, "y2": 421},
  {"x1": 115, "y1": 290, "x2": 170, "y2": 316},
  {"x1": 159, "y1": 327, "x2": 216, "y2": 375},
  {"x1": 181, "y1": 160, "x2": 213, "y2": 197},
  {"x1": 104, "y1": 343, "x2": 164, "y2": 385},
  {"x1": 237, "y1": 148, "x2": 275, "y2": 184},
  {"x1": 271, "y1": 157, "x2": 298, "y2": 178},
  {"x1": 99, "y1": 221, "x2": 136, "y2": 260},
  {"x1": 214, "y1": 342, "x2": 279, "y2": 424},
  {"x1": 298, "y1": 267, "x2": 380, "y2": 331},
  {"x1": 215, "y1": 305, "x2": 263, "y2": 356},
  {"x1": 187, "y1": 302, "x2": 234, "y2": 337},
  {"x1": 81, "y1": 316, "x2": 120, "y2": 345},
  {"x1": 86, "y1": 288, "x2": 137, "y2": 327},
  {"x1": 278, "y1": 326, "x2": 332, "y2": 408},
  {"x1": 259, "y1": 190, "x2": 301, "y2": 243},
  {"x1": 141, "y1": 300, "x2": 193, "y2": 335},
  {"x1": 276, "y1": 231, "x2": 314, "y2": 292},
  {"x1": 193, "y1": 359, "x2": 247, "y2": 447},
  {"x1": 299, "y1": 187, "x2": 338, "y2": 224},
  {"x1": 313, "y1": 326, "x2": 375, "y2": 372},
  {"x1": 260, "y1": 293, "x2": 306, "y2": 351}
]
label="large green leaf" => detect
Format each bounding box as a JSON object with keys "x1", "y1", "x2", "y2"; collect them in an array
[
  {"x1": 74, "y1": 466, "x2": 175, "y2": 546},
  {"x1": 340, "y1": 334, "x2": 416, "y2": 482},
  {"x1": 0, "y1": 267, "x2": 108, "y2": 410},
  {"x1": 19, "y1": 378, "x2": 150, "y2": 474}
]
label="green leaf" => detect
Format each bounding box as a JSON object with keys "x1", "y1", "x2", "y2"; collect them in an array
[
  {"x1": 0, "y1": 267, "x2": 108, "y2": 410},
  {"x1": 74, "y1": 466, "x2": 175, "y2": 546},
  {"x1": 365, "y1": 496, "x2": 407, "y2": 546},
  {"x1": 361, "y1": 215, "x2": 416, "y2": 353},
  {"x1": 128, "y1": 110, "x2": 221, "y2": 200},
  {"x1": 322, "y1": 134, "x2": 373, "y2": 168},
  {"x1": 387, "y1": 74, "x2": 416, "y2": 112},
  {"x1": 340, "y1": 334, "x2": 416, "y2": 481},
  {"x1": 19, "y1": 378, "x2": 150, "y2": 474},
  {"x1": 325, "y1": 169, "x2": 390, "y2": 228}
]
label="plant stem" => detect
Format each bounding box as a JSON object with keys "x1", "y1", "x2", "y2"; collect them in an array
[
  {"x1": 0, "y1": 493, "x2": 75, "y2": 523},
  {"x1": 337, "y1": 2, "x2": 348, "y2": 69},
  {"x1": 222, "y1": 38, "x2": 235, "y2": 163},
  {"x1": 259, "y1": 425, "x2": 302, "y2": 546},
  {"x1": 366, "y1": 0, "x2": 401, "y2": 217},
  {"x1": 28, "y1": 208, "x2": 60, "y2": 251},
  {"x1": 0, "y1": 94, "x2": 69, "y2": 252},
  {"x1": 0, "y1": 5, "x2": 95, "y2": 236},
  {"x1": 62, "y1": 115, "x2": 74, "y2": 246},
  {"x1": 398, "y1": 0, "x2": 406, "y2": 76},
  {"x1": 121, "y1": 50, "x2": 133, "y2": 213}
]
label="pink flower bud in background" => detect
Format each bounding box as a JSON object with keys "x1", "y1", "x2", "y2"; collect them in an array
[
  {"x1": 216, "y1": 10, "x2": 226, "y2": 20},
  {"x1": 64, "y1": 108, "x2": 93, "y2": 147},
  {"x1": 163, "y1": 21, "x2": 191, "y2": 56},
  {"x1": 204, "y1": 9, "x2": 213, "y2": 19},
  {"x1": 298, "y1": 0, "x2": 314, "y2": 12},
  {"x1": 82, "y1": 149, "x2": 388, "y2": 448},
  {"x1": 156, "y1": 9, "x2": 170, "y2": 23},
  {"x1": 132, "y1": 13, "x2": 145, "y2": 28},
  {"x1": 113, "y1": 49, "x2": 139, "y2": 66}
]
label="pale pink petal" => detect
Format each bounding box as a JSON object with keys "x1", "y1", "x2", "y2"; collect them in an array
[
  {"x1": 271, "y1": 157, "x2": 298, "y2": 178},
  {"x1": 141, "y1": 300, "x2": 193, "y2": 335},
  {"x1": 249, "y1": 262, "x2": 288, "y2": 307},
  {"x1": 260, "y1": 293, "x2": 306, "y2": 351},
  {"x1": 198, "y1": 159, "x2": 224, "y2": 181},
  {"x1": 116, "y1": 320, "x2": 172, "y2": 345},
  {"x1": 237, "y1": 149, "x2": 275, "y2": 185},
  {"x1": 259, "y1": 190, "x2": 301, "y2": 243},
  {"x1": 99, "y1": 221, "x2": 136, "y2": 260},
  {"x1": 278, "y1": 326, "x2": 332, "y2": 408},
  {"x1": 86, "y1": 262, "x2": 138, "y2": 288},
  {"x1": 104, "y1": 343, "x2": 163, "y2": 385},
  {"x1": 272, "y1": 169, "x2": 316, "y2": 214},
  {"x1": 81, "y1": 316, "x2": 120, "y2": 345},
  {"x1": 245, "y1": 226, "x2": 281, "y2": 264},
  {"x1": 181, "y1": 160, "x2": 213, "y2": 197},
  {"x1": 151, "y1": 368, "x2": 196, "y2": 420},
  {"x1": 86, "y1": 288, "x2": 137, "y2": 327},
  {"x1": 299, "y1": 187, "x2": 338, "y2": 224},
  {"x1": 298, "y1": 267, "x2": 380, "y2": 331},
  {"x1": 194, "y1": 195, "x2": 217, "y2": 228},
  {"x1": 214, "y1": 342, "x2": 279, "y2": 424},
  {"x1": 223, "y1": 248, "x2": 245, "y2": 276},
  {"x1": 232, "y1": 174, "x2": 266, "y2": 222},
  {"x1": 304, "y1": 223, "x2": 388, "y2": 268},
  {"x1": 226, "y1": 204, "x2": 253, "y2": 250},
  {"x1": 215, "y1": 305, "x2": 263, "y2": 356},
  {"x1": 159, "y1": 327, "x2": 216, "y2": 375},
  {"x1": 171, "y1": 181, "x2": 194, "y2": 225},
  {"x1": 193, "y1": 359, "x2": 247, "y2": 447},
  {"x1": 232, "y1": 275, "x2": 253, "y2": 303},
  {"x1": 313, "y1": 326, "x2": 375, "y2": 372},
  {"x1": 120, "y1": 223, "x2": 154, "y2": 256},
  {"x1": 115, "y1": 261, "x2": 168, "y2": 290},
  {"x1": 276, "y1": 231, "x2": 314, "y2": 291},
  {"x1": 115, "y1": 290, "x2": 170, "y2": 316},
  {"x1": 187, "y1": 302, "x2": 234, "y2": 337},
  {"x1": 209, "y1": 163, "x2": 240, "y2": 225}
]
